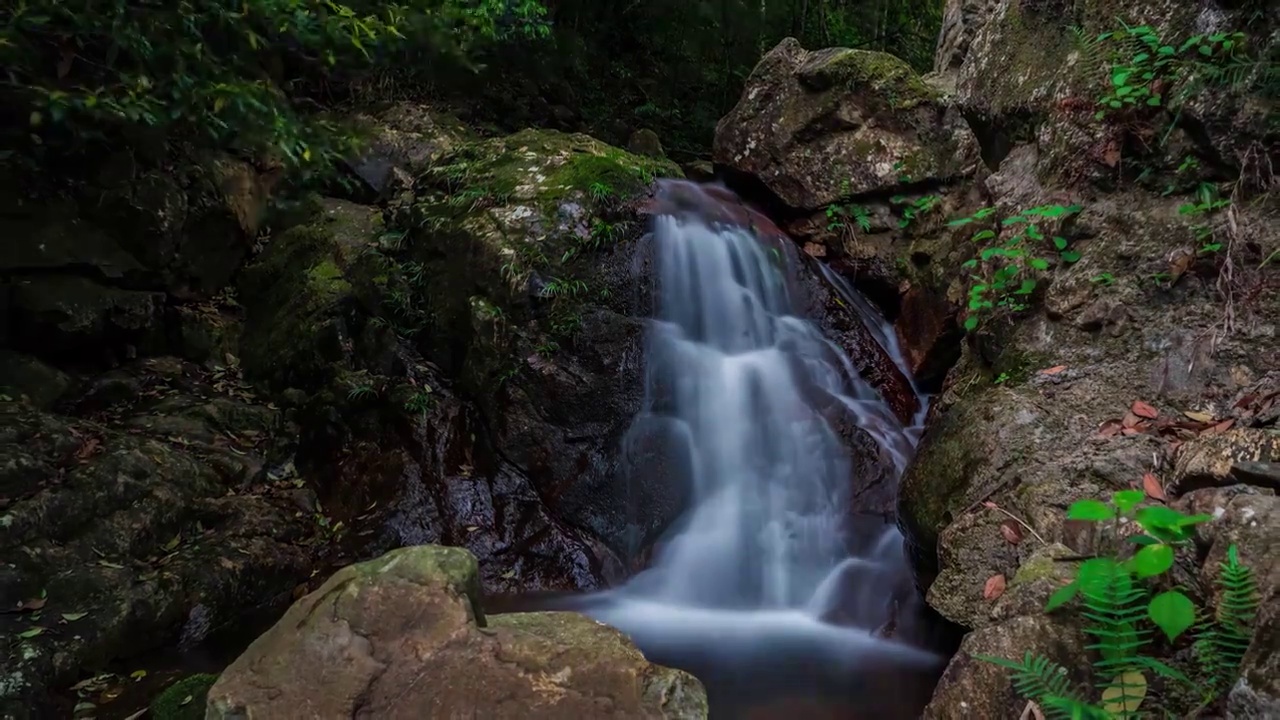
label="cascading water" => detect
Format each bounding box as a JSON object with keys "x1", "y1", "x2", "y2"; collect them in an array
[{"x1": 571, "y1": 181, "x2": 950, "y2": 718}]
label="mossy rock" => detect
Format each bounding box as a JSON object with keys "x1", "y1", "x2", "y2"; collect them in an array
[
  {"x1": 150, "y1": 673, "x2": 219, "y2": 720},
  {"x1": 796, "y1": 47, "x2": 941, "y2": 110},
  {"x1": 237, "y1": 198, "x2": 388, "y2": 391},
  {"x1": 713, "y1": 37, "x2": 979, "y2": 211},
  {"x1": 400, "y1": 128, "x2": 680, "y2": 378}
]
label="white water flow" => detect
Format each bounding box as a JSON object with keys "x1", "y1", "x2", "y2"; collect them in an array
[{"x1": 581, "y1": 206, "x2": 942, "y2": 692}]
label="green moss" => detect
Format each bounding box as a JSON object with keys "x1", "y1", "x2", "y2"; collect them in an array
[
  {"x1": 306, "y1": 259, "x2": 352, "y2": 296},
  {"x1": 545, "y1": 150, "x2": 677, "y2": 198},
  {"x1": 150, "y1": 673, "x2": 218, "y2": 720},
  {"x1": 809, "y1": 49, "x2": 941, "y2": 109},
  {"x1": 1011, "y1": 545, "x2": 1075, "y2": 586},
  {"x1": 900, "y1": 398, "x2": 989, "y2": 551}
]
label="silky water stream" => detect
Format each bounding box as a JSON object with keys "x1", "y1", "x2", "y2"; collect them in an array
[{"x1": 561, "y1": 181, "x2": 956, "y2": 718}]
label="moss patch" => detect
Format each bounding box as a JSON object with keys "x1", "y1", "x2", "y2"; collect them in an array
[
  {"x1": 804, "y1": 48, "x2": 942, "y2": 109},
  {"x1": 150, "y1": 673, "x2": 218, "y2": 720}
]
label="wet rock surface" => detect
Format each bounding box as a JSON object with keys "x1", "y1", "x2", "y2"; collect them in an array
[{"x1": 207, "y1": 545, "x2": 709, "y2": 719}]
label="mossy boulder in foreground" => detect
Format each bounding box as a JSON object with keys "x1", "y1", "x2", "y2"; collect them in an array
[{"x1": 207, "y1": 545, "x2": 708, "y2": 719}]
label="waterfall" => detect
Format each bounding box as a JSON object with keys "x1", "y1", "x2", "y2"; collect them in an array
[{"x1": 575, "y1": 182, "x2": 946, "y2": 717}]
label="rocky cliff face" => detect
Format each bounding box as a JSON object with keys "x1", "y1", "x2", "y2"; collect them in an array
[{"x1": 713, "y1": 1, "x2": 1277, "y2": 714}]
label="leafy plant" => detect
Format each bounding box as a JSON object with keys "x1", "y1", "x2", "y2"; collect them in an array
[
  {"x1": 952, "y1": 203, "x2": 1084, "y2": 331},
  {"x1": 1094, "y1": 25, "x2": 1251, "y2": 120},
  {"x1": 979, "y1": 491, "x2": 1258, "y2": 718},
  {"x1": 403, "y1": 389, "x2": 433, "y2": 415},
  {"x1": 890, "y1": 193, "x2": 940, "y2": 229},
  {"x1": 1, "y1": 0, "x2": 549, "y2": 178},
  {"x1": 1193, "y1": 545, "x2": 1259, "y2": 701},
  {"x1": 1177, "y1": 182, "x2": 1232, "y2": 254},
  {"x1": 826, "y1": 202, "x2": 873, "y2": 236}
]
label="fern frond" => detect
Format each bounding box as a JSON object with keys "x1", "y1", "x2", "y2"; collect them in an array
[
  {"x1": 1079, "y1": 559, "x2": 1151, "y2": 677},
  {"x1": 1196, "y1": 545, "x2": 1260, "y2": 693},
  {"x1": 975, "y1": 652, "x2": 1084, "y2": 719}
]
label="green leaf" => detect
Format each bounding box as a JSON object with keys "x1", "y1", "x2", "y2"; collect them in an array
[
  {"x1": 1131, "y1": 543, "x2": 1174, "y2": 578},
  {"x1": 1030, "y1": 258, "x2": 1050, "y2": 271},
  {"x1": 1053, "y1": 236, "x2": 1068, "y2": 250},
  {"x1": 1060, "y1": 250, "x2": 1082, "y2": 263},
  {"x1": 1126, "y1": 535, "x2": 1161, "y2": 547},
  {"x1": 1199, "y1": 45, "x2": 1213, "y2": 56},
  {"x1": 1147, "y1": 96, "x2": 1162, "y2": 106},
  {"x1": 18, "y1": 627, "x2": 43, "y2": 639},
  {"x1": 61, "y1": 612, "x2": 88, "y2": 622},
  {"x1": 1045, "y1": 581, "x2": 1079, "y2": 612},
  {"x1": 963, "y1": 316, "x2": 979, "y2": 331},
  {"x1": 1112, "y1": 490, "x2": 1145, "y2": 513},
  {"x1": 1149, "y1": 590, "x2": 1196, "y2": 641},
  {"x1": 1136, "y1": 505, "x2": 1187, "y2": 530},
  {"x1": 1176, "y1": 513, "x2": 1214, "y2": 528},
  {"x1": 1068, "y1": 499, "x2": 1114, "y2": 521}
]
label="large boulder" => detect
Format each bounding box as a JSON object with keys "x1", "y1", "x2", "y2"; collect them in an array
[
  {"x1": 207, "y1": 545, "x2": 709, "y2": 719},
  {"x1": 234, "y1": 189, "x2": 622, "y2": 594},
  {"x1": 395, "y1": 128, "x2": 691, "y2": 565},
  {"x1": 714, "y1": 38, "x2": 979, "y2": 213},
  {"x1": 0, "y1": 358, "x2": 317, "y2": 718}
]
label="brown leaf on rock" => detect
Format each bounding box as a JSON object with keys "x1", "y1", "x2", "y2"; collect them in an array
[
  {"x1": 1122, "y1": 411, "x2": 1141, "y2": 429},
  {"x1": 1095, "y1": 419, "x2": 1124, "y2": 438},
  {"x1": 1202, "y1": 419, "x2": 1235, "y2": 435},
  {"x1": 1131, "y1": 400, "x2": 1159, "y2": 419},
  {"x1": 1039, "y1": 365, "x2": 1068, "y2": 376},
  {"x1": 1142, "y1": 472, "x2": 1167, "y2": 501},
  {"x1": 1000, "y1": 519, "x2": 1024, "y2": 545},
  {"x1": 983, "y1": 574, "x2": 1007, "y2": 601},
  {"x1": 1183, "y1": 410, "x2": 1214, "y2": 423},
  {"x1": 1121, "y1": 427, "x2": 1140, "y2": 436},
  {"x1": 75, "y1": 437, "x2": 101, "y2": 461},
  {"x1": 982, "y1": 501, "x2": 998, "y2": 510}
]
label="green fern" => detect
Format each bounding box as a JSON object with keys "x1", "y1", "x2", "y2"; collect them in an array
[
  {"x1": 1195, "y1": 544, "x2": 1260, "y2": 694},
  {"x1": 1078, "y1": 558, "x2": 1150, "y2": 717},
  {"x1": 975, "y1": 652, "x2": 1093, "y2": 719}
]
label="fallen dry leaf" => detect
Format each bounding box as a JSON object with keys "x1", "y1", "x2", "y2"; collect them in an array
[
  {"x1": 1122, "y1": 411, "x2": 1141, "y2": 429},
  {"x1": 982, "y1": 501, "x2": 999, "y2": 510},
  {"x1": 1039, "y1": 365, "x2": 1068, "y2": 376},
  {"x1": 1121, "y1": 427, "x2": 1141, "y2": 436},
  {"x1": 1131, "y1": 400, "x2": 1159, "y2": 419},
  {"x1": 1095, "y1": 419, "x2": 1124, "y2": 438},
  {"x1": 1142, "y1": 472, "x2": 1167, "y2": 501},
  {"x1": 983, "y1": 574, "x2": 1007, "y2": 601},
  {"x1": 1000, "y1": 519, "x2": 1024, "y2": 545},
  {"x1": 1019, "y1": 700, "x2": 1048, "y2": 720},
  {"x1": 75, "y1": 437, "x2": 101, "y2": 461},
  {"x1": 1202, "y1": 419, "x2": 1235, "y2": 435},
  {"x1": 1183, "y1": 410, "x2": 1214, "y2": 423}
]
